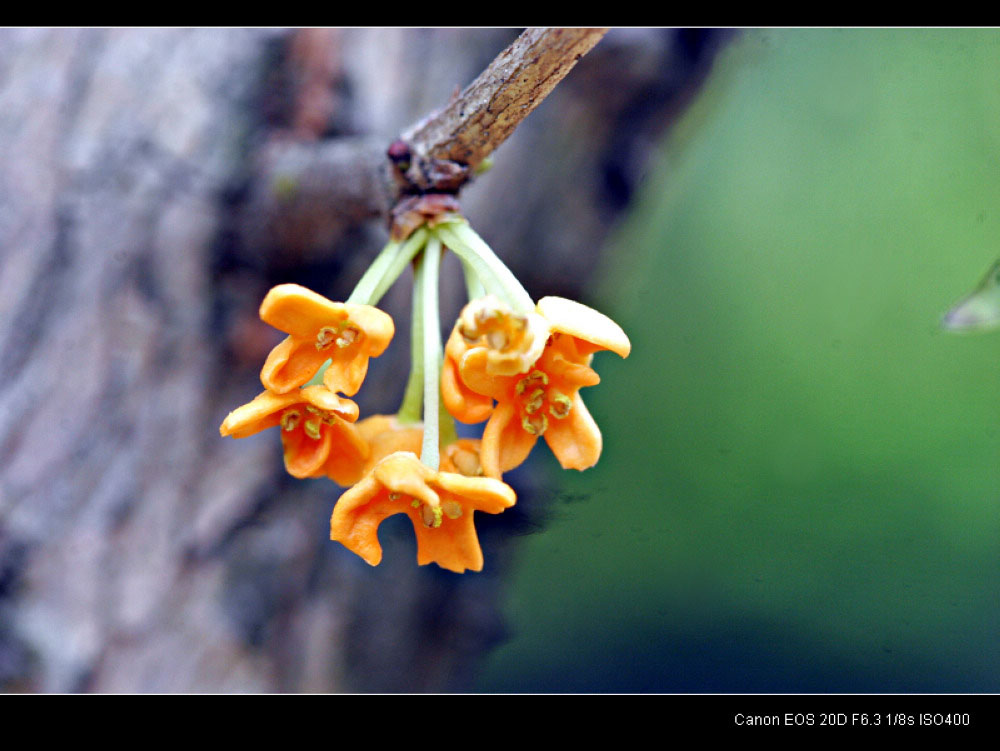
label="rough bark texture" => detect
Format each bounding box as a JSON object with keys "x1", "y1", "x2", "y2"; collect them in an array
[
  {"x1": 405, "y1": 28, "x2": 608, "y2": 168},
  {"x1": 0, "y1": 27, "x2": 732, "y2": 692}
]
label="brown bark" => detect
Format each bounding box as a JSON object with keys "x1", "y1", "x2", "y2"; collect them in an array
[
  {"x1": 405, "y1": 28, "x2": 609, "y2": 169},
  {"x1": 0, "y1": 27, "x2": 732, "y2": 692}
]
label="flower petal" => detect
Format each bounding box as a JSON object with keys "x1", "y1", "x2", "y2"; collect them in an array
[
  {"x1": 457, "y1": 347, "x2": 511, "y2": 400},
  {"x1": 322, "y1": 350, "x2": 370, "y2": 397},
  {"x1": 412, "y1": 512, "x2": 485, "y2": 573},
  {"x1": 357, "y1": 414, "x2": 424, "y2": 470},
  {"x1": 480, "y1": 400, "x2": 537, "y2": 478},
  {"x1": 435, "y1": 473, "x2": 517, "y2": 513},
  {"x1": 537, "y1": 296, "x2": 631, "y2": 358},
  {"x1": 322, "y1": 422, "x2": 370, "y2": 486},
  {"x1": 259, "y1": 284, "x2": 349, "y2": 338},
  {"x1": 545, "y1": 348, "x2": 601, "y2": 388},
  {"x1": 301, "y1": 385, "x2": 359, "y2": 422},
  {"x1": 347, "y1": 304, "x2": 395, "y2": 358},
  {"x1": 372, "y1": 452, "x2": 440, "y2": 508},
  {"x1": 260, "y1": 336, "x2": 330, "y2": 394},
  {"x1": 330, "y1": 477, "x2": 397, "y2": 566},
  {"x1": 219, "y1": 390, "x2": 301, "y2": 438},
  {"x1": 442, "y1": 354, "x2": 494, "y2": 423},
  {"x1": 282, "y1": 422, "x2": 334, "y2": 478},
  {"x1": 543, "y1": 392, "x2": 602, "y2": 470}
]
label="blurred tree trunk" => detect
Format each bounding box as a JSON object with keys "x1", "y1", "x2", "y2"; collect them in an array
[{"x1": 0, "y1": 27, "x2": 731, "y2": 692}]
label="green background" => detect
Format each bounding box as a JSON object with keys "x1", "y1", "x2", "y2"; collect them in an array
[{"x1": 478, "y1": 29, "x2": 1000, "y2": 692}]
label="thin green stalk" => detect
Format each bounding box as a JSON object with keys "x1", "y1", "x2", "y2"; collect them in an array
[
  {"x1": 433, "y1": 222, "x2": 534, "y2": 313},
  {"x1": 396, "y1": 256, "x2": 425, "y2": 425},
  {"x1": 345, "y1": 238, "x2": 402, "y2": 305},
  {"x1": 368, "y1": 227, "x2": 430, "y2": 305},
  {"x1": 419, "y1": 236, "x2": 443, "y2": 470},
  {"x1": 460, "y1": 256, "x2": 486, "y2": 301},
  {"x1": 346, "y1": 227, "x2": 429, "y2": 306},
  {"x1": 438, "y1": 397, "x2": 458, "y2": 449}
]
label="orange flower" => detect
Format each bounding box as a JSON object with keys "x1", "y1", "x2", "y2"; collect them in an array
[
  {"x1": 220, "y1": 385, "x2": 369, "y2": 486},
  {"x1": 329, "y1": 448, "x2": 514, "y2": 573},
  {"x1": 258, "y1": 284, "x2": 394, "y2": 396},
  {"x1": 449, "y1": 296, "x2": 631, "y2": 477},
  {"x1": 441, "y1": 295, "x2": 549, "y2": 424}
]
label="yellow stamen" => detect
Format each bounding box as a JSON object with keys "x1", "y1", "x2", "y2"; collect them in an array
[
  {"x1": 303, "y1": 419, "x2": 322, "y2": 440},
  {"x1": 315, "y1": 326, "x2": 338, "y2": 350},
  {"x1": 522, "y1": 413, "x2": 548, "y2": 435},
  {"x1": 420, "y1": 503, "x2": 443, "y2": 528},
  {"x1": 549, "y1": 393, "x2": 573, "y2": 419},
  {"x1": 442, "y1": 500, "x2": 463, "y2": 519},
  {"x1": 280, "y1": 409, "x2": 301, "y2": 431},
  {"x1": 516, "y1": 369, "x2": 549, "y2": 396},
  {"x1": 335, "y1": 327, "x2": 358, "y2": 349},
  {"x1": 303, "y1": 403, "x2": 339, "y2": 425}
]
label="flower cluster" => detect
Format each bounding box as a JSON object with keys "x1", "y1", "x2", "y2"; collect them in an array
[
  {"x1": 442, "y1": 294, "x2": 630, "y2": 478},
  {"x1": 220, "y1": 212, "x2": 629, "y2": 573}
]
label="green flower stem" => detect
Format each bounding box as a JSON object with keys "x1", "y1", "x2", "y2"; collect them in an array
[
  {"x1": 419, "y1": 236, "x2": 443, "y2": 471},
  {"x1": 344, "y1": 238, "x2": 400, "y2": 305},
  {"x1": 396, "y1": 256, "x2": 425, "y2": 425},
  {"x1": 347, "y1": 227, "x2": 429, "y2": 306},
  {"x1": 433, "y1": 223, "x2": 535, "y2": 314},
  {"x1": 438, "y1": 395, "x2": 458, "y2": 449},
  {"x1": 460, "y1": 256, "x2": 486, "y2": 301},
  {"x1": 370, "y1": 227, "x2": 431, "y2": 305}
]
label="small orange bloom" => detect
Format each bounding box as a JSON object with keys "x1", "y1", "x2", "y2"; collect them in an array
[
  {"x1": 258, "y1": 284, "x2": 394, "y2": 396},
  {"x1": 441, "y1": 295, "x2": 550, "y2": 424},
  {"x1": 329, "y1": 449, "x2": 514, "y2": 573},
  {"x1": 220, "y1": 385, "x2": 369, "y2": 486},
  {"x1": 450, "y1": 296, "x2": 631, "y2": 478}
]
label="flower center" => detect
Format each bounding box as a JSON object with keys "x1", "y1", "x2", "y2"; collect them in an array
[
  {"x1": 281, "y1": 405, "x2": 340, "y2": 439},
  {"x1": 280, "y1": 409, "x2": 301, "y2": 431},
  {"x1": 460, "y1": 303, "x2": 528, "y2": 349},
  {"x1": 387, "y1": 492, "x2": 461, "y2": 527},
  {"x1": 316, "y1": 321, "x2": 361, "y2": 351},
  {"x1": 404, "y1": 498, "x2": 445, "y2": 528},
  {"x1": 513, "y1": 370, "x2": 573, "y2": 435}
]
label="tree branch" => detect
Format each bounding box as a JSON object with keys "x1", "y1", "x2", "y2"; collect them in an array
[
  {"x1": 405, "y1": 28, "x2": 609, "y2": 171},
  {"x1": 241, "y1": 28, "x2": 608, "y2": 254}
]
